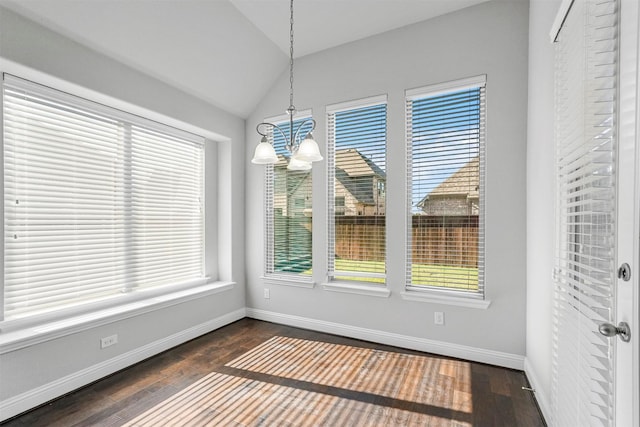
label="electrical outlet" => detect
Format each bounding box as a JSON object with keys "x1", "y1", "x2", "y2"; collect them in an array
[
  {"x1": 264, "y1": 288, "x2": 270, "y2": 299},
  {"x1": 434, "y1": 312, "x2": 445, "y2": 326},
  {"x1": 101, "y1": 334, "x2": 118, "y2": 349}
]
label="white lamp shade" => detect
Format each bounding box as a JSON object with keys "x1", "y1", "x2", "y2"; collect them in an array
[
  {"x1": 251, "y1": 139, "x2": 278, "y2": 164},
  {"x1": 287, "y1": 157, "x2": 312, "y2": 171},
  {"x1": 295, "y1": 133, "x2": 323, "y2": 162}
]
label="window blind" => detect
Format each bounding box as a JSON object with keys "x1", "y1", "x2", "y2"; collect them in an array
[
  {"x1": 405, "y1": 76, "x2": 485, "y2": 296},
  {"x1": 327, "y1": 98, "x2": 387, "y2": 284},
  {"x1": 551, "y1": 0, "x2": 618, "y2": 425},
  {"x1": 264, "y1": 115, "x2": 313, "y2": 276},
  {"x1": 3, "y1": 74, "x2": 204, "y2": 321}
]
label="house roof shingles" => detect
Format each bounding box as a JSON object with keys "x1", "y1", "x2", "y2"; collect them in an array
[
  {"x1": 418, "y1": 156, "x2": 479, "y2": 208},
  {"x1": 335, "y1": 149, "x2": 385, "y2": 205}
]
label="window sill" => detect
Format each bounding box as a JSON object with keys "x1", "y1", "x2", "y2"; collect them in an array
[
  {"x1": 400, "y1": 291, "x2": 491, "y2": 309},
  {"x1": 0, "y1": 281, "x2": 235, "y2": 354},
  {"x1": 262, "y1": 275, "x2": 315, "y2": 289},
  {"x1": 323, "y1": 282, "x2": 391, "y2": 298}
]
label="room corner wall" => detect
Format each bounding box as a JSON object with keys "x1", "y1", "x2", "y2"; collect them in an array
[
  {"x1": 525, "y1": 0, "x2": 559, "y2": 422},
  {"x1": 0, "y1": 6, "x2": 246, "y2": 420},
  {"x1": 245, "y1": 0, "x2": 530, "y2": 365}
]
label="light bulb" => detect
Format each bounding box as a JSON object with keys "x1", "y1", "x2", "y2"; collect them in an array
[{"x1": 251, "y1": 136, "x2": 278, "y2": 164}]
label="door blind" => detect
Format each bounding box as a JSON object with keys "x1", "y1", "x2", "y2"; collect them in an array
[
  {"x1": 3, "y1": 75, "x2": 205, "y2": 321},
  {"x1": 327, "y1": 97, "x2": 387, "y2": 284},
  {"x1": 405, "y1": 76, "x2": 485, "y2": 296},
  {"x1": 264, "y1": 115, "x2": 313, "y2": 277},
  {"x1": 552, "y1": 0, "x2": 618, "y2": 426}
]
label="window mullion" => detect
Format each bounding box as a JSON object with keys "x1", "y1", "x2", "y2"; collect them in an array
[{"x1": 123, "y1": 122, "x2": 134, "y2": 293}]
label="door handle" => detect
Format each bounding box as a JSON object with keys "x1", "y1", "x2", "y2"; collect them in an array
[
  {"x1": 598, "y1": 322, "x2": 631, "y2": 342},
  {"x1": 618, "y1": 263, "x2": 631, "y2": 281}
]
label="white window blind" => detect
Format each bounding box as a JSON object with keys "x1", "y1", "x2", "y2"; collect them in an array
[
  {"x1": 327, "y1": 97, "x2": 387, "y2": 284},
  {"x1": 3, "y1": 74, "x2": 205, "y2": 322},
  {"x1": 552, "y1": 0, "x2": 618, "y2": 426},
  {"x1": 264, "y1": 115, "x2": 313, "y2": 277},
  {"x1": 405, "y1": 76, "x2": 485, "y2": 296}
]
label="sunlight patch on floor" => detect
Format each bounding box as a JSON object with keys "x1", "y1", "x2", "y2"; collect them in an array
[
  {"x1": 227, "y1": 336, "x2": 473, "y2": 412},
  {"x1": 123, "y1": 372, "x2": 472, "y2": 427},
  {"x1": 124, "y1": 336, "x2": 475, "y2": 426}
]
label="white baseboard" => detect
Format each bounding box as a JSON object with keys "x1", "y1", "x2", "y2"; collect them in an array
[
  {"x1": 2, "y1": 308, "x2": 528, "y2": 423},
  {"x1": 0, "y1": 308, "x2": 246, "y2": 422},
  {"x1": 246, "y1": 308, "x2": 524, "y2": 370},
  {"x1": 524, "y1": 357, "x2": 551, "y2": 425}
]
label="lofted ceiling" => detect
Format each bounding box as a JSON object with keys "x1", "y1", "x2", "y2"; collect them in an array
[
  {"x1": 1, "y1": 0, "x2": 490, "y2": 118},
  {"x1": 230, "y1": 0, "x2": 492, "y2": 58}
]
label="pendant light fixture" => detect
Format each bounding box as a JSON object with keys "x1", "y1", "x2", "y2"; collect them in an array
[{"x1": 251, "y1": 0, "x2": 322, "y2": 170}]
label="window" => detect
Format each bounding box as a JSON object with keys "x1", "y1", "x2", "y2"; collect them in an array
[
  {"x1": 406, "y1": 76, "x2": 485, "y2": 297},
  {"x1": 3, "y1": 74, "x2": 205, "y2": 322},
  {"x1": 327, "y1": 96, "x2": 387, "y2": 284},
  {"x1": 264, "y1": 113, "x2": 313, "y2": 277},
  {"x1": 551, "y1": 0, "x2": 618, "y2": 423}
]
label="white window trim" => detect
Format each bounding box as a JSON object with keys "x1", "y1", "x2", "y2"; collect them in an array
[
  {"x1": 400, "y1": 290, "x2": 491, "y2": 309},
  {"x1": 326, "y1": 94, "x2": 388, "y2": 114},
  {"x1": 405, "y1": 75, "x2": 487, "y2": 300},
  {"x1": 326, "y1": 95, "x2": 388, "y2": 286},
  {"x1": 0, "y1": 59, "x2": 228, "y2": 143},
  {"x1": 261, "y1": 275, "x2": 315, "y2": 289},
  {"x1": 406, "y1": 75, "x2": 487, "y2": 100},
  {"x1": 322, "y1": 281, "x2": 391, "y2": 298},
  {"x1": 262, "y1": 109, "x2": 314, "y2": 282},
  {"x1": 1, "y1": 63, "x2": 225, "y2": 329},
  {"x1": 3, "y1": 74, "x2": 207, "y2": 321},
  {"x1": 0, "y1": 281, "x2": 235, "y2": 354}
]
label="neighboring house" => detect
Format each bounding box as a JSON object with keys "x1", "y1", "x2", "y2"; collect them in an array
[
  {"x1": 273, "y1": 154, "x2": 313, "y2": 218},
  {"x1": 272, "y1": 155, "x2": 313, "y2": 273},
  {"x1": 273, "y1": 148, "x2": 386, "y2": 217},
  {"x1": 417, "y1": 156, "x2": 479, "y2": 216},
  {"x1": 334, "y1": 148, "x2": 386, "y2": 216}
]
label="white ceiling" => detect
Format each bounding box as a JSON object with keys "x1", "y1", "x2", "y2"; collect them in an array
[
  {"x1": 1, "y1": 0, "x2": 490, "y2": 118},
  {"x1": 230, "y1": 0, "x2": 491, "y2": 58}
]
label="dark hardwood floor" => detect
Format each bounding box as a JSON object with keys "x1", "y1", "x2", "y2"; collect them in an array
[{"x1": 2, "y1": 319, "x2": 546, "y2": 426}]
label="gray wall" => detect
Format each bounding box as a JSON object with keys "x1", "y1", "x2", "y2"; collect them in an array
[
  {"x1": 0, "y1": 6, "x2": 245, "y2": 418},
  {"x1": 525, "y1": 0, "x2": 558, "y2": 421},
  {"x1": 246, "y1": 0, "x2": 529, "y2": 359},
  {"x1": 0, "y1": 0, "x2": 553, "y2": 421}
]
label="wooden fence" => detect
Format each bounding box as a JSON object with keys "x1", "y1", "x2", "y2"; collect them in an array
[
  {"x1": 335, "y1": 215, "x2": 479, "y2": 268},
  {"x1": 334, "y1": 216, "x2": 386, "y2": 262}
]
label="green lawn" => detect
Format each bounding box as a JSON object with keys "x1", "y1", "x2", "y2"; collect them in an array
[
  {"x1": 410, "y1": 263, "x2": 478, "y2": 290},
  {"x1": 323, "y1": 259, "x2": 478, "y2": 290}
]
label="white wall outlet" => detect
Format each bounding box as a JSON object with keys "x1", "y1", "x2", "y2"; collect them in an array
[
  {"x1": 434, "y1": 312, "x2": 445, "y2": 325},
  {"x1": 100, "y1": 334, "x2": 118, "y2": 349},
  {"x1": 264, "y1": 288, "x2": 270, "y2": 299}
]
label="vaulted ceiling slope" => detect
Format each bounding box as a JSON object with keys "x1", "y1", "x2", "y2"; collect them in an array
[
  {"x1": 0, "y1": 0, "x2": 286, "y2": 118},
  {"x1": 1, "y1": 0, "x2": 490, "y2": 119},
  {"x1": 230, "y1": 0, "x2": 492, "y2": 58}
]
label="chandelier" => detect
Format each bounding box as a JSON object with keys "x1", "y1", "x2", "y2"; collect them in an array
[{"x1": 251, "y1": 0, "x2": 322, "y2": 171}]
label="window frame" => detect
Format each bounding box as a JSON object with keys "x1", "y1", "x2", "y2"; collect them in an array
[
  {"x1": 0, "y1": 72, "x2": 231, "y2": 335},
  {"x1": 261, "y1": 110, "x2": 315, "y2": 288},
  {"x1": 325, "y1": 95, "x2": 389, "y2": 294},
  {"x1": 403, "y1": 75, "x2": 487, "y2": 304}
]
